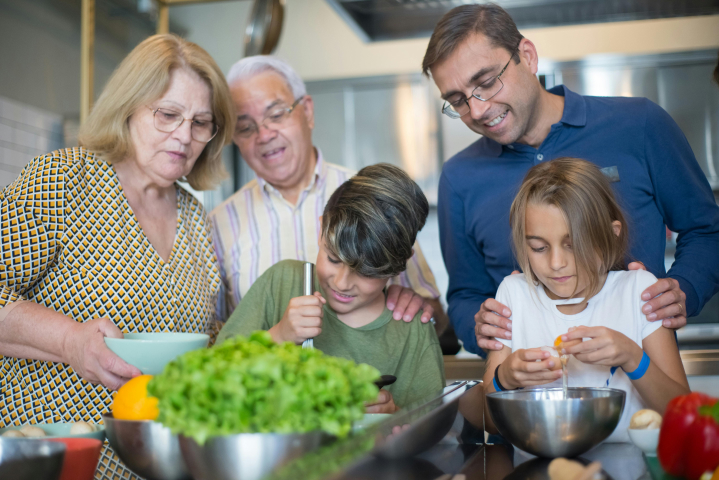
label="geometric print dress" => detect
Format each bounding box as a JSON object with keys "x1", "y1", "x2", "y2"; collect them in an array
[{"x1": 0, "y1": 147, "x2": 222, "y2": 479}]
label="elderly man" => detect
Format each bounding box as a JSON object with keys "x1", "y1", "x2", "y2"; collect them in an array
[
  {"x1": 210, "y1": 56, "x2": 453, "y2": 346},
  {"x1": 423, "y1": 4, "x2": 719, "y2": 356}
]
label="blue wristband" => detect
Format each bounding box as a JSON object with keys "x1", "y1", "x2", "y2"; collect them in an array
[
  {"x1": 624, "y1": 351, "x2": 650, "y2": 380},
  {"x1": 493, "y1": 376, "x2": 503, "y2": 392}
]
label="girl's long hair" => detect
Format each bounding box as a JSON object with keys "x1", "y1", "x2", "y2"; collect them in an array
[{"x1": 510, "y1": 157, "x2": 629, "y2": 300}]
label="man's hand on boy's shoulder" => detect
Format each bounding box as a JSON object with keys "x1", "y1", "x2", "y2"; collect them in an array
[
  {"x1": 269, "y1": 292, "x2": 326, "y2": 344},
  {"x1": 366, "y1": 389, "x2": 398, "y2": 414},
  {"x1": 386, "y1": 285, "x2": 434, "y2": 323}
]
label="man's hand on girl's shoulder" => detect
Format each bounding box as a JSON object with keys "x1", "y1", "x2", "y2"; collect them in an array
[
  {"x1": 628, "y1": 262, "x2": 687, "y2": 329},
  {"x1": 474, "y1": 298, "x2": 512, "y2": 351},
  {"x1": 474, "y1": 271, "x2": 522, "y2": 351}
]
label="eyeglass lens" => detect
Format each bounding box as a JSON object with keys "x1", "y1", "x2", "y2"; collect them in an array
[
  {"x1": 443, "y1": 79, "x2": 504, "y2": 118},
  {"x1": 153, "y1": 108, "x2": 217, "y2": 142},
  {"x1": 234, "y1": 98, "x2": 302, "y2": 139}
]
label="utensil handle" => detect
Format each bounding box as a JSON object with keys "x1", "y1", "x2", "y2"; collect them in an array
[
  {"x1": 303, "y1": 262, "x2": 314, "y2": 296},
  {"x1": 302, "y1": 263, "x2": 314, "y2": 349}
]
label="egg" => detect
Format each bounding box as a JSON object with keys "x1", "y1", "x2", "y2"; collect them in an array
[
  {"x1": 1, "y1": 429, "x2": 25, "y2": 438},
  {"x1": 70, "y1": 421, "x2": 96, "y2": 434},
  {"x1": 19, "y1": 425, "x2": 47, "y2": 437},
  {"x1": 630, "y1": 409, "x2": 662, "y2": 430},
  {"x1": 540, "y1": 346, "x2": 563, "y2": 371}
]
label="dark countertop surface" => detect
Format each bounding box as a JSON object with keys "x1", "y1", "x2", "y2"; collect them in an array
[{"x1": 334, "y1": 442, "x2": 651, "y2": 480}]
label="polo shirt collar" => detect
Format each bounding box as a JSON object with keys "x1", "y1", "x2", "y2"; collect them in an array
[
  {"x1": 501, "y1": 85, "x2": 586, "y2": 155},
  {"x1": 551, "y1": 85, "x2": 586, "y2": 127}
]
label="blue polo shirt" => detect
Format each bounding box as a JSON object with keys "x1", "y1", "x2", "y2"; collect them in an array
[{"x1": 439, "y1": 85, "x2": 719, "y2": 356}]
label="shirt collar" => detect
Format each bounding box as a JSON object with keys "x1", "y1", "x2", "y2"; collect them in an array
[
  {"x1": 501, "y1": 84, "x2": 586, "y2": 154},
  {"x1": 257, "y1": 147, "x2": 325, "y2": 197},
  {"x1": 550, "y1": 85, "x2": 586, "y2": 127}
]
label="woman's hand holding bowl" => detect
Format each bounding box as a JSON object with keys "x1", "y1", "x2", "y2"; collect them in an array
[{"x1": 63, "y1": 318, "x2": 142, "y2": 391}]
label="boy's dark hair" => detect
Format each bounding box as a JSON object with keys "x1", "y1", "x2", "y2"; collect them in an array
[
  {"x1": 321, "y1": 164, "x2": 429, "y2": 278},
  {"x1": 422, "y1": 3, "x2": 523, "y2": 77}
]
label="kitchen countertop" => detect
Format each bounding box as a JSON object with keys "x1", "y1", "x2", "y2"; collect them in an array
[
  {"x1": 281, "y1": 382, "x2": 654, "y2": 480},
  {"x1": 333, "y1": 442, "x2": 652, "y2": 480}
]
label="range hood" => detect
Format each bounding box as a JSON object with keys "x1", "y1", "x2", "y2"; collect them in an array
[{"x1": 326, "y1": 0, "x2": 719, "y2": 41}]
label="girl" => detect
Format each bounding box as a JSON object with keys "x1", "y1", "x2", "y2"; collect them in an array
[{"x1": 482, "y1": 157, "x2": 689, "y2": 442}]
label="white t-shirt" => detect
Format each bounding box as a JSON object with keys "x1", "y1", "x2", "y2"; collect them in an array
[{"x1": 496, "y1": 270, "x2": 663, "y2": 443}]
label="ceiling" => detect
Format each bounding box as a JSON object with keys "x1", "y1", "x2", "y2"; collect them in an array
[{"x1": 325, "y1": 0, "x2": 719, "y2": 41}]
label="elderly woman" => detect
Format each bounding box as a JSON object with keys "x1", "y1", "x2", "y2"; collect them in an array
[{"x1": 0, "y1": 34, "x2": 232, "y2": 478}]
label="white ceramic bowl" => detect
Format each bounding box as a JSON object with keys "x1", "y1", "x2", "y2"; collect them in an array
[{"x1": 627, "y1": 427, "x2": 660, "y2": 455}]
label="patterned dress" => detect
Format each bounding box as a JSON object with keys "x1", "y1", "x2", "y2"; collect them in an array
[{"x1": 0, "y1": 147, "x2": 222, "y2": 479}]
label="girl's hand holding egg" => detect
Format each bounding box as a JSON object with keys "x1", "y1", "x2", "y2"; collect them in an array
[
  {"x1": 560, "y1": 326, "x2": 642, "y2": 371},
  {"x1": 540, "y1": 345, "x2": 563, "y2": 371},
  {"x1": 555, "y1": 333, "x2": 583, "y2": 356},
  {"x1": 499, "y1": 348, "x2": 564, "y2": 389}
]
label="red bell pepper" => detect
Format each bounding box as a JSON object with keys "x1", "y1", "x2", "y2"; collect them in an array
[
  {"x1": 658, "y1": 392, "x2": 717, "y2": 479},
  {"x1": 685, "y1": 403, "x2": 719, "y2": 480}
]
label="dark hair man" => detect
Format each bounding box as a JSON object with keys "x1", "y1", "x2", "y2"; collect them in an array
[{"x1": 423, "y1": 4, "x2": 719, "y2": 356}]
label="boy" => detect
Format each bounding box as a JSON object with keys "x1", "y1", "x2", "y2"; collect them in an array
[{"x1": 217, "y1": 164, "x2": 445, "y2": 412}]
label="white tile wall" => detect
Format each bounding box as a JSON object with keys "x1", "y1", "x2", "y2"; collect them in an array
[{"x1": 0, "y1": 96, "x2": 64, "y2": 190}]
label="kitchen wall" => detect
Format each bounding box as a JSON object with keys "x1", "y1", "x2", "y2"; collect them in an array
[
  {"x1": 0, "y1": 96, "x2": 64, "y2": 188},
  {"x1": 0, "y1": 0, "x2": 155, "y2": 120},
  {"x1": 170, "y1": 0, "x2": 719, "y2": 82}
]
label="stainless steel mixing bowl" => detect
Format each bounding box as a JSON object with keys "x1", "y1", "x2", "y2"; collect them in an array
[
  {"x1": 102, "y1": 413, "x2": 191, "y2": 480},
  {"x1": 0, "y1": 438, "x2": 65, "y2": 480},
  {"x1": 179, "y1": 431, "x2": 327, "y2": 480},
  {"x1": 486, "y1": 387, "x2": 626, "y2": 458}
]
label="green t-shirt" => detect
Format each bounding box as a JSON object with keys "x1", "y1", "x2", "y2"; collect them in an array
[{"x1": 217, "y1": 260, "x2": 445, "y2": 408}]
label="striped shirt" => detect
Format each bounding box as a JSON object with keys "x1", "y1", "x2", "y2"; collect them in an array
[{"x1": 209, "y1": 150, "x2": 440, "y2": 319}]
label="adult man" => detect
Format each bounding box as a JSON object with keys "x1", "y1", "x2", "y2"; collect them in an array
[
  {"x1": 423, "y1": 4, "x2": 719, "y2": 356},
  {"x1": 210, "y1": 56, "x2": 452, "y2": 344}
]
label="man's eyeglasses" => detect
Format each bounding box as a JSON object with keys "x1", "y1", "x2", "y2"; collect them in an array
[
  {"x1": 234, "y1": 96, "x2": 305, "y2": 139},
  {"x1": 441, "y1": 51, "x2": 517, "y2": 119},
  {"x1": 148, "y1": 106, "x2": 218, "y2": 143}
]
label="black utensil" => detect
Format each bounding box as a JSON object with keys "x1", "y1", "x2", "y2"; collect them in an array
[{"x1": 374, "y1": 375, "x2": 397, "y2": 389}]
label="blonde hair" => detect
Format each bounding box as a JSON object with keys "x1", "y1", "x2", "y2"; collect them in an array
[
  {"x1": 510, "y1": 158, "x2": 629, "y2": 300},
  {"x1": 78, "y1": 34, "x2": 234, "y2": 190}
]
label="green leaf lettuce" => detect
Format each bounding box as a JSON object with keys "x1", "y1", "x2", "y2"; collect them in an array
[{"x1": 147, "y1": 331, "x2": 380, "y2": 444}]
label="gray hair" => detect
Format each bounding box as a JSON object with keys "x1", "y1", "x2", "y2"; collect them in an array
[{"x1": 226, "y1": 55, "x2": 307, "y2": 99}]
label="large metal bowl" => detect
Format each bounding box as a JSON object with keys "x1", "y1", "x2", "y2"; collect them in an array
[
  {"x1": 486, "y1": 387, "x2": 625, "y2": 458},
  {"x1": 0, "y1": 438, "x2": 66, "y2": 480},
  {"x1": 179, "y1": 432, "x2": 327, "y2": 480},
  {"x1": 102, "y1": 413, "x2": 190, "y2": 480}
]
